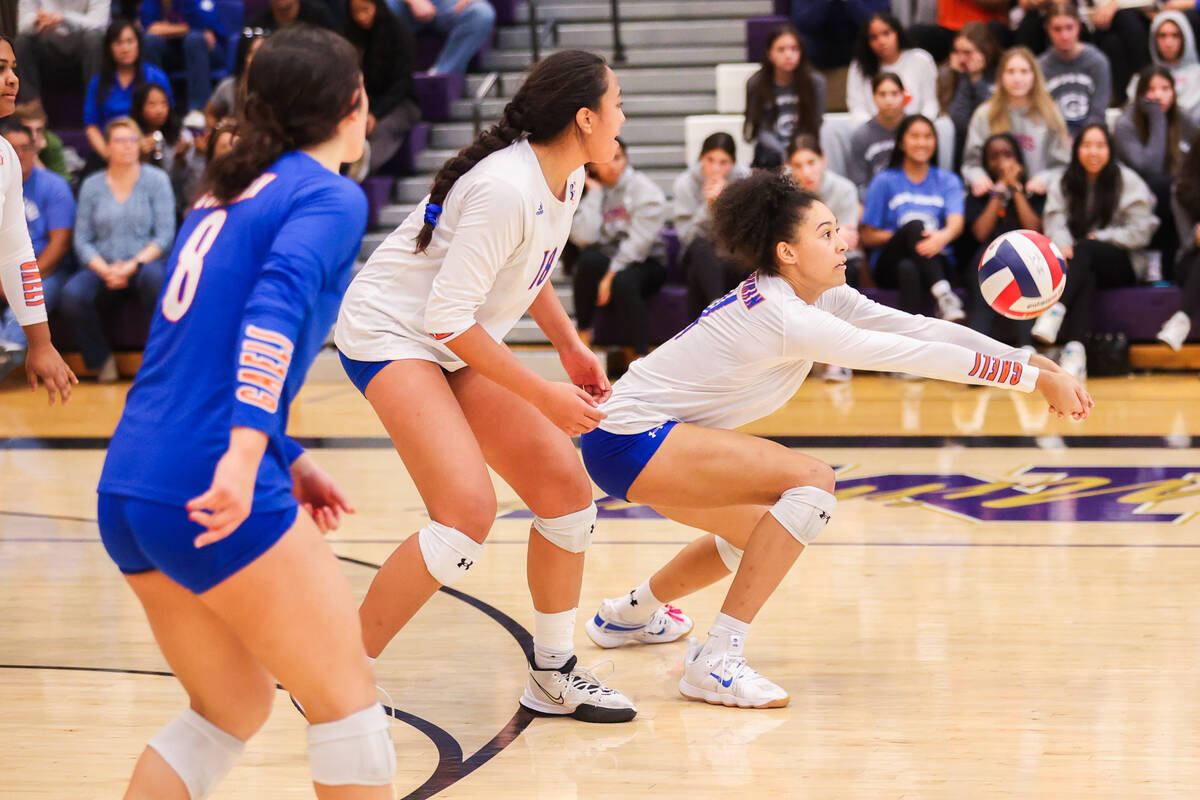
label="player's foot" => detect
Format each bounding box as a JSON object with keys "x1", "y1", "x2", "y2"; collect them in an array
[
  {"x1": 934, "y1": 290, "x2": 965, "y2": 322},
  {"x1": 520, "y1": 655, "x2": 637, "y2": 723},
  {"x1": 822, "y1": 364, "x2": 852, "y2": 382},
  {"x1": 1157, "y1": 311, "x2": 1191, "y2": 352},
  {"x1": 678, "y1": 637, "x2": 789, "y2": 709},
  {"x1": 1032, "y1": 302, "x2": 1066, "y2": 344},
  {"x1": 97, "y1": 355, "x2": 119, "y2": 383},
  {"x1": 1059, "y1": 340, "x2": 1087, "y2": 382},
  {"x1": 586, "y1": 598, "x2": 693, "y2": 648}
]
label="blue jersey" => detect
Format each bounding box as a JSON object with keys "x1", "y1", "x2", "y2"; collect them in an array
[
  {"x1": 100, "y1": 151, "x2": 367, "y2": 511},
  {"x1": 861, "y1": 166, "x2": 965, "y2": 266}
]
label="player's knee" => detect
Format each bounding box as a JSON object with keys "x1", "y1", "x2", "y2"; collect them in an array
[
  {"x1": 148, "y1": 709, "x2": 246, "y2": 799},
  {"x1": 786, "y1": 459, "x2": 835, "y2": 494},
  {"x1": 440, "y1": 490, "x2": 496, "y2": 539},
  {"x1": 307, "y1": 704, "x2": 396, "y2": 789},
  {"x1": 188, "y1": 672, "x2": 275, "y2": 740},
  {"x1": 418, "y1": 520, "x2": 485, "y2": 586},
  {"x1": 714, "y1": 535, "x2": 744, "y2": 571},
  {"x1": 533, "y1": 501, "x2": 597, "y2": 554},
  {"x1": 769, "y1": 485, "x2": 837, "y2": 546}
]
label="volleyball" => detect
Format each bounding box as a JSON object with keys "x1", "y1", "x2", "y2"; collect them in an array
[{"x1": 977, "y1": 230, "x2": 1067, "y2": 320}]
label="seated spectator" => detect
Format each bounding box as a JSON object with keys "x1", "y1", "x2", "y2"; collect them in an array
[
  {"x1": 961, "y1": 133, "x2": 1044, "y2": 346},
  {"x1": 1131, "y1": 11, "x2": 1200, "y2": 122},
  {"x1": 1012, "y1": 0, "x2": 1054, "y2": 54},
  {"x1": 0, "y1": 120, "x2": 75, "y2": 378},
  {"x1": 789, "y1": 0, "x2": 888, "y2": 70},
  {"x1": 860, "y1": 114, "x2": 966, "y2": 321},
  {"x1": 61, "y1": 117, "x2": 175, "y2": 381},
  {"x1": 672, "y1": 132, "x2": 749, "y2": 318},
  {"x1": 846, "y1": 72, "x2": 906, "y2": 199},
  {"x1": 847, "y1": 13, "x2": 938, "y2": 123},
  {"x1": 908, "y1": 0, "x2": 1010, "y2": 63},
  {"x1": 1115, "y1": 65, "x2": 1197, "y2": 271},
  {"x1": 570, "y1": 137, "x2": 668, "y2": 355},
  {"x1": 390, "y1": 0, "x2": 495, "y2": 76},
  {"x1": 1088, "y1": 1, "x2": 1152, "y2": 106},
  {"x1": 131, "y1": 82, "x2": 202, "y2": 214},
  {"x1": 786, "y1": 133, "x2": 862, "y2": 285},
  {"x1": 208, "y1": 29, "x2": 266, "y2": 121},
  {"x1": 84, "y1": 19, "x2": 173, "y2": 161},
  {"x1": 346, "y1": 0, "x2": 421, "y2": 175},
  {"x1": 14, "y1": 100, "x2": 69, "y2": 179},
  {"x1": 1038, "y1": 4, "x2": 1111, "y2": 137},
  {"x1": 937, "y1": 21, "x2": 1000, "y2": 170},
  {"x1": 13, "y1": 0, "x2": 106, "y2": 103},
  {"x1": 1036, "y1": 123, "x2": 1159, "y2": 379},
  {"x1": 744, "y1": 24, "x2": 826, "y2": 169},
  {"x1": 962, "y1": 47, "x2": 1070, "y2": 198},
  {"x1": 249, "y1": 0, "x2": 337, "y2": 34},
  {"x1": 1156, "y1": 131, "x2": 1200, "y2": 350},
  {"x1": 140, "y1": 0, "x2": 227, "y2": 127}
]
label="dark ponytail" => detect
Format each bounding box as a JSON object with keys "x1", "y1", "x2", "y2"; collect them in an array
[
  {"x1": 710, "y1": 169, "x2": 821, "y2": 277},
  {"x1": 201, "y1": 25, "x2": 361, "y2": 203},
  {"x1": 414, "y1": 49, "x2": 610, "y2": 253}
]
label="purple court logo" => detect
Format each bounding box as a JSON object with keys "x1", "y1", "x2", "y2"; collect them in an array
[{"x1": 500, "y1": 466, "x2": 1200, "y2": 524}]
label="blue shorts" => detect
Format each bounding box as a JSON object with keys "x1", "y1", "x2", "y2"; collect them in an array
[
  {"x1": 98, "y1": 493, "x2": 298, "y2": 594},
  {"x1": 580, "y1": 421, "x2": 678, "y2": 502},
  {"x1": 339, "y1": 351, "x2": 391, "y2": 395}
]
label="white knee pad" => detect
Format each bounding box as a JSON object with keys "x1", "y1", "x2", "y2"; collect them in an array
[
  {"x1": 768, "y1": 486, "x2": 837, "y2": 545},
  {"x1": 532, "y1": 502, "x2": 597, "y2": 554},
  {"x1": 307, "y1": 704, "x2": 395, "y2": 787},
  {"x1": 713, "y1": 535, "x2": 744, "y2": 572},
  {"x1": 148, "y1": 709, "x2": 245, "y2": 800},
  {"x1": 418, "y1": 521, "x2": 484, "y2": 586}
]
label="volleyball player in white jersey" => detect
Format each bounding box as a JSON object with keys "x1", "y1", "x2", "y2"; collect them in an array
[
  {"x1": 0, "y1": 34, "x2": 75, "y2": 403},
  {"x1": 581, "y1": 170, "x2": 1092, "y2": 709},
  {"x1": 335, "y1": 50, "x2": 637, "y2": 722}
]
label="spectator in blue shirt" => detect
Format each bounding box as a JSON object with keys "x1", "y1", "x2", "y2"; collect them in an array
[
  {"x1": 0, "y1": 120, "x2": 75, "y2": 377},
  {"x1": 861, "y1": 114, "x2": 967, "y2": 321},
  {"x1": 84, "y1": 18, "x2": 173, "y2": 161},
  {"x1": 388, "y1": 0, "x2": 495, "y2": 75},
  {"x1": 61, "y1": 117, "x2": 175, "y2": 381},
  {"x1": 140, "y1": 0, "x2": 227, "y2": 125}
]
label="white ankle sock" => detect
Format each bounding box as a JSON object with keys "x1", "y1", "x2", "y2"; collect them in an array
[
  {"x1": 533, "y1": 608, "x2": 577, "y2": 670},
  {"x1": 707, "y1": 612, "x2": 751, "y2": 656},
  {"x1": 615, "y1": 579, "x2": 661, "y2": 625},
  {"x1": 931, "y1": 279, "x2": 951, "y2": 298}
]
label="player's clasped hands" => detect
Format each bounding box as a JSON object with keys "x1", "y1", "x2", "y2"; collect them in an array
[
  {"x1": 537, "y1": 380, "x2": 607, "y2": 437},
  {"x1": 1035, "y1": 368, "x2": 1094, "y2": 422}
]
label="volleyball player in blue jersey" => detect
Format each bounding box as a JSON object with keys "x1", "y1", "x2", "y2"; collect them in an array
[{"x1": 96, "y1": 26, "x2": 396, "y2": 799}]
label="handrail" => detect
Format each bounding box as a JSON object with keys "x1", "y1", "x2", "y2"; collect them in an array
[
  {"x1": 526, "y1": 1, "x2": 559, "y2": 63},
  {"x1": 610, "y1": 0, "x2": 626, "y2": 63},
  {"x1": 472, "y1": 71, "x2": 503, "y2": 136}
]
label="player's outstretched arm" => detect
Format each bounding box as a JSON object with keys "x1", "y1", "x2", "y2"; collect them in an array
[{"x1": 1034, "y1": 366, "x2": 1093, "y2": 421}]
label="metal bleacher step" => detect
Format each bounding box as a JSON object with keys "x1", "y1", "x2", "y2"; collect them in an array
[
  {"x1": 513, "y1": 0, "x2": 772, "y2": 24},
  {"x1": 482, "y1": 44, "x2": 746, "y2": 71},
  {"x1": 415, "y1": 142, "x2": 685, "y2": 173},
  {"x1": 430, "y1": 115, "x2": 687, "y2": 149},
  {"x1": 464, "y1": 66, "x2": 718, "y2": 97},
  {"x1": 451, "y1": 91, "x2": 716, "y2": 122},
  {"x1": 497, "y1": 19, "x2": 739, "y2": 49}
]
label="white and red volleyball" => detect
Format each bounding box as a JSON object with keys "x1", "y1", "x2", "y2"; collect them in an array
[{"x1": 977, "y1": 230, "x2": 1067, "y2": 320}]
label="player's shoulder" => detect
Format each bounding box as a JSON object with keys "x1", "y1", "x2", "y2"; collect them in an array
[
  {"x1": 0, "y1": 136, "x2": 18, "y2": 187},
  {"x1": 277, "y1": 152, "x2": 368, "y2": 215}
]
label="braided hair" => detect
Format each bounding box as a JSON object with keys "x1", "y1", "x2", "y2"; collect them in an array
[
  {"x1": 202, "y1": 25, "x2": 361, "y2": 203},
  {"x1": 414, "y1": 49, "x2": 610, "y2": 253}
]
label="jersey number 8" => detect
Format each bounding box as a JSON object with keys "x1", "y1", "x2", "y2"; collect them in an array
[{"x1": 162, "y1": 210, "x2": 228, "y2": 322}]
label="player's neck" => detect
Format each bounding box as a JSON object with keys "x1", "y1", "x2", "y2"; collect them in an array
[
  {"x1": 779, "y1": 268, "x2": 823, "y2": 305},
  {"x1": 529, "y1": 139, "x2": 585, "y2": 202},
  {"x1": 301, "y1": 137, "x2": 346, "y2": 174}
]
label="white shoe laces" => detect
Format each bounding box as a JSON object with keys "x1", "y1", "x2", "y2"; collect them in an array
[{"x1": 567, "y1": 659, "x2": 618, "y2": 694}]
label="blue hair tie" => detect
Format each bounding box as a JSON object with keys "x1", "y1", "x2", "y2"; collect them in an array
[{"x1": 424, "y1": 202, "x2": 443, "y2": 226}]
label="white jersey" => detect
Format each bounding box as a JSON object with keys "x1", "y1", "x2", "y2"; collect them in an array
[
  {"x1": 335, "y1": 139, "x2": 584, "y2": 370},
  {"x1": 600, "y1": 273, "x2": 1040, "y2": 435},
  {"x1": 0, "y1": 135, "x2": 44, "y2": 328}
]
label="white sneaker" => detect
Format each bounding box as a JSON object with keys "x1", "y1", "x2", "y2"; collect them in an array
[
  {"x1": 97, "y1": 355, "x2": 119, "y2": 383},
  {"x1": 1059, "y1": 341, "x2": 1087, "y2": 382},
  {"x1": 520, "y1": 655, "x2": 637, "y2": 723},
  {"x1": 585, "y1": 598, "x2": 693, "y2": 649},
  {"x1": 1032, "y1": 303, "x2": 1066, "y2": 344},
  {"x1": 935, "y1": 290, "x2": 966, "y2": 322},
  {"x1": 678, "y1": 637, "x2": 789, "y2": 709},
  {"x1": 1157, "y1": 311, "x2": 1191, "y2": 352},
  {"x1": 822, "y1": 364, "x2": 852, "y2": 382},
  {"x1": 182, "y1": 109, "x2": 206, "y2": 129}
]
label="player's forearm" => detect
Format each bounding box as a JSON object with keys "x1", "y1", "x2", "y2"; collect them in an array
[
  {"x1": 444, "y1": 325, "x2": 548, "y2": 405},
  {"x1": 528, "y1": 280, "x2": 581, "y2": 352}
]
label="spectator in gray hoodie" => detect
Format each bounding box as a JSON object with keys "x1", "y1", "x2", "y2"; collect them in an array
[
  {"x1": 846, "y1": 71, "x2": 906, "y2": 200},
  {"x1": 571, "y1": 137, "x2": 669, "y2": 355},
  {"x1": 1034, "y1": 123, "x2": 1160, "y2": 380},
  {"x1": 1126, "y1": 11, "x2": 1200, "y2": 123},
  {"x1": 1038, "y1": 3, "x2": 1112, "y2": 137},
  {"x1": 672, "y1": 132, "x2": 750, "y2": 318}
]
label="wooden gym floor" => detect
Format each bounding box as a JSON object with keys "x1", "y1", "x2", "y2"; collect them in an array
[{"x1": 3, "y1": 371, "x2": 1200, "y2": 799}]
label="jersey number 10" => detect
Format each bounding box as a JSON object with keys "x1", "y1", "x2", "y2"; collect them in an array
[{"x1": 162, "y1": 210, "x2": 228, "y2": 322}]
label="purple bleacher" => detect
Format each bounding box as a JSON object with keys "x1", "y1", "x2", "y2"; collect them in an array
[
  {"x1": 57, "y1": 128, "x2": 94, "y2": 160},
  {"x1": 393, "y1": 120, "x2": 430, "y2": 173},
  {"x1": 591, "y1": 230, "x2": 691, "y2": 347},
  {"x1": 746, "y1": 15, "x2": 789, "y2": 64},
  {"x1": 491, "y1": 0, "x2": 517, "y2": 26},
  {"x1": 413, "y1": 72, "x2": 465, "y2": 122},
  {"x1": 362, "y1": 176, "x2": 394, "y2": 230},
  {"x1": 42, "y1": 87, "x2": 85, "y2": 130},
  {"x1": 773, "y1": 0, "x2": 791, "y2": 15}
]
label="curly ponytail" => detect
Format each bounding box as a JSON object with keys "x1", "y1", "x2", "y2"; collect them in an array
[
  {"x1": 710, "y1": 170, "x2": 820, "y2": 276},
  {"x1": 201, "y1": 25, "x2": 361, "y2": 203},
  {"x1": 414, "y1": 49, "x2": 610, "y2": 253}
]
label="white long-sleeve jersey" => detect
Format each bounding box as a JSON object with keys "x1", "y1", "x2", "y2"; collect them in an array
[
  {"x1": 0, "y1": 135, "x2": 45, "y2": 329},
  {"x1": 335, "y1": 139, "x2": 583, "y2": 371},
  {"x1": 600, "y1": 273, "x2": 1040, "y2": 435}
]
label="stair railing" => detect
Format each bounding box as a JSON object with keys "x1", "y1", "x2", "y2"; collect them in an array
[
  {"x1": 610, "y1": 0, "x2": 626, "y2": 63},
  {"x1": 472, "y1": 71, "x2": 503, "y2": 136},
  {"x1": 526, "y1": 1, "x2": 559, "y2": 63}
]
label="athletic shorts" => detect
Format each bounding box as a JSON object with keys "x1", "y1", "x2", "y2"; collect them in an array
[
  {"x1": 339, "y1": 351, "x2": 391, "y2": 395},
  {"x1": 579, "y1": 421, "x2": 678, "y2": 502},
  {"x1": 98, "y1": 493, "x2": 298, "y2": 594}
]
